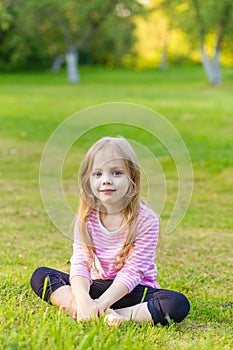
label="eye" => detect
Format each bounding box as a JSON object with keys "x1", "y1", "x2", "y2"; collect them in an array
[
  {"x1": 113, "y1": 170, "x2": 123, "y2": 176},
  {"x1": 93, "y1": 171, "x2": 102, "y2": 177}
]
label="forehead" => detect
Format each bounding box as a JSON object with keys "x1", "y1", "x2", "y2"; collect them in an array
[{"x1": 92, "y1": 149, "x2": 125, "y2": 169}]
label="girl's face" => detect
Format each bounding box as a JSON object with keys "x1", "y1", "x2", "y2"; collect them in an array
[{"x1": 89, "y1": 149, "x2": 131, "y2": 212}]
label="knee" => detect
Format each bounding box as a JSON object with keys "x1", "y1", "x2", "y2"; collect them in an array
[
  {"x1": 147, "y1": 290, "x2": 190, "y2": 326},
  {"x1": 30, "y1": 267, "x2": 50, "y2": 297},
  {"x1": 167, "y1": 291, "x2": 190, "y2": 323}
]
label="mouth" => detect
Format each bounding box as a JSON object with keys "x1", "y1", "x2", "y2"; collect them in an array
[{"x1": 99, "y1": 189, "x2": 116, "y2": 193}]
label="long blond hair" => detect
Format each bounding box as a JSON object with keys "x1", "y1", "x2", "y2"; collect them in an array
[{"x1": 78, "y1": 136, "x2": 141, "y2": 270}]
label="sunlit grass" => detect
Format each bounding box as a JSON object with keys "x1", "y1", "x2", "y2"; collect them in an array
[{"x1": 0, "y1": 66, "x2": 232, "y2": 349}]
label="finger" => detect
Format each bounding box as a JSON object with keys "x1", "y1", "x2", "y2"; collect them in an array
[
  {"x1": 76, "y1": 315, "x2": 84, "y2": 323},
  {"x1": 72, "y1": 309, "x2": 77, "y2": 320},
  {"x1": 97, "y1": 308, "x2": 105, "y2": 317},
  {"x1": 58, "y1": 305, "x2": 66, "y2": 314},
  {"x1": 59, "y1": 305, "x2": 71, "y2": 316},
  {"x1": 104, "y1": 314, "x2": 120, "y2": 326},
  {"x1": 76, "y1": 313, "x2": 92, "y2": 323}
]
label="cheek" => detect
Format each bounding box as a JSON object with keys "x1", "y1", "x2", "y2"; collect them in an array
[
  {"x1": 89, "y1": 178, "x2": 95, "y2": 192},
  {"x1": 118, "y1": 178, "x2": 130, "y2": 190},
  {"x1": 90, "y1": 178, "x2": 99, "y2": 191}
]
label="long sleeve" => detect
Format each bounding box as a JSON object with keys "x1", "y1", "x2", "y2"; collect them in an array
[
  {"x1": 70, "y1": 220, "x2": 91, "y2": 282},
  {"x1": 70, "y1": 207, "x2": 160, "y2": 291},
  {"x1": 114, "y1": 214, "x2": 159, "y2": 292}
]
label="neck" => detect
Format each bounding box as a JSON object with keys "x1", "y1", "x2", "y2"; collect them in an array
[
  {"x1": 100, "y1": 211, "x2": 125, "y2": 231},
  {"x1": 100, "y1": 203, "x2": 124, "y2": 215}
]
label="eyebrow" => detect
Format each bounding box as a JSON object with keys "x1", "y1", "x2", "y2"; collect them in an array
[{"x1": 93, "y1": 166, "x2": 124, "y2": 171}]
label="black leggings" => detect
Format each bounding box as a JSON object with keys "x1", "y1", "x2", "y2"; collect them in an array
[{"x1": 30, "y1": 267, "x2": 190, "y2": 326}]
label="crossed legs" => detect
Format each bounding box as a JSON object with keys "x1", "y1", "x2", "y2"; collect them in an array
[{"x1": 30, "y1": 267, "x2": 190, "y2": 325}]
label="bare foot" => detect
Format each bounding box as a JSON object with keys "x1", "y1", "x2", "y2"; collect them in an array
[
  {"x1": 59, "y1": 304, "x2": 77, "y2": 319},
  {"x1": 104, "y1": 309, "x2": 130, "y2": 326}
]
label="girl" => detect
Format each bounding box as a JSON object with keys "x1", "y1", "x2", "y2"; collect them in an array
[{"x1": 31, "y1": 136, "x2": 190, "y2": 326}]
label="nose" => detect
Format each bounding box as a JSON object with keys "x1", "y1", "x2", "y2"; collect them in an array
[{"x1": 102, "y1": 173, "x2": 112, "y2": 185}]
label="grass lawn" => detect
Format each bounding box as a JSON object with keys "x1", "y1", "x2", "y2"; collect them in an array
[{"x1": 0, "y1": 66, "x2": 232, "y2": 349}]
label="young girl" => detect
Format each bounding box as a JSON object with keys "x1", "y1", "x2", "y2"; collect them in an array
[{"x1": 31, "y1": 136, "x2": 190, "y2": 326}]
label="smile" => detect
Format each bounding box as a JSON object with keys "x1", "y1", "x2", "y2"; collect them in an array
[{"x1": 99, "y1": 189, "x2": 116, "y2": 193}]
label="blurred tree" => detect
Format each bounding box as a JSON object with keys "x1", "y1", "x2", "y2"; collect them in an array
[
  {"x1": 158, "y1": 0, "x2": 233, "y2": 84},
  {"x1": 0, "y1": 1, "x2": 13, "y2": 30},
  {"x1": 81, "y1": 4, "x2": 139, "y2": 67},
  {"x1": 0, "y1": 0, "x2": 57, "y2": 71},
  {"x1": 0, "y1": 0, "x2": 143, "y2": 82}
]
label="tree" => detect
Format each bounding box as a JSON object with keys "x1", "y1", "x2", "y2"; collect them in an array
[
  {"x1": 0, "y1": 0, "x2": 55, "y2": 71},
  {"x1": 0, "y1": 0, "x2": 143, "y2": 82},
  {"x1": 191, "y1": 0, "x2": 233, "y2": 84},
  {"x1": 0, "y1": 1, "x2": 13, "y2": 30},
  {"x1": 158, "y1": 0, "x2": 233, "y2": 84}
]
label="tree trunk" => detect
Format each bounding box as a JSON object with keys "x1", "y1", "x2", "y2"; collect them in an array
[
  {"x1": 200, "y1": 46, "x2": 222, "y2": 85},
  {"x1": 51, "y1": 55, "x2": 65, "y2": 73},
  {"x1": 65, "y1": 49, "x2": 80, "y2": 83},
  {"x1": 159, "y1": 49, "x2": 168, "y2": 70}
]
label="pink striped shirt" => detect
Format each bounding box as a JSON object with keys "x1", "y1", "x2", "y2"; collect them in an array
[{"x1": 70, "y1": 203, "x2": 160, "y2": 292}]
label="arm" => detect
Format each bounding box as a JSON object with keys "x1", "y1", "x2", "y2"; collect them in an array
[
  {"x1": 70, "y1": 220, "x2": 99, "y2": 321},
  {"x1": 71, "y1": 275, "x2": 99, "y2": 321},
  {"x1": 97, "y1": 214, "x2": 159, "y2": 311},
  {"x1": 113, "y1": 214, "x2": 159, "y2": 292},
  {"x1": 71, "y1": 275, "x2": 90, "y2": 300},
  {"x1": 96, "y1": 281, "x2": 129, "y2": 312},
  {"x1": 71, "y1": 219, "x2": 129, "y2": 314}
]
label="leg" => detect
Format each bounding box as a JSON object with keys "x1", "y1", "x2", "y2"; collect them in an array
[
  {"x1": 30, "y1": 267, "x2": 71, "y2": 303},
  {"x1": 30, "y1": 274, "x2": 149, "y2": 307},
  {"x1": 30, "y1": 269, "x2": 113, "y2": 312},
  {"x1": 30, "y1": 267, "x2": 76, "y2": 315},
  {"x1": 105, "y1": 302, "x2": 152, "y2": 325},
  {"x1": 147, "y1": 289, "x2": 190, "y2": 325},
  {"x1": 31, "y1": 271, "x2": 190, "y2": 325},
  {"x1": 50, "y1": 285, "x2": 74, "y2": 307},
  {"x1": 102, "y1": 284, "x2": 157, "y2": 325},
  {"x1": 112, "y1": 289, "x2": 190, "y2": 325}
]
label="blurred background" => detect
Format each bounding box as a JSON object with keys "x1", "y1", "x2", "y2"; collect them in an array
[{"x1": 0, "y1": 0, "x2": 232, "y2": 84}]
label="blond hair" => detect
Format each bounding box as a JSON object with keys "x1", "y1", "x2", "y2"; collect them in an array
[{"x1": 78, "y1": 136, "x2": 141, "y2": 270}]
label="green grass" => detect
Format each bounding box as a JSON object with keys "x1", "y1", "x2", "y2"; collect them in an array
[{"x1": 0, "y1": 66, "x2": 233, "y2": 349}]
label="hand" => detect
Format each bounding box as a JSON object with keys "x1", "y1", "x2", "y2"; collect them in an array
[
  {"x1": 93, "y1": 298, "x2": 107, "y2": 317},
  {"x1": 74, "y1": 295, "x2": 100, "y2": 322}
]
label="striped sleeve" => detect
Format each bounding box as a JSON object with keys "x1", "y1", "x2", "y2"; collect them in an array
[
  {"x1": 114, "y1": 213, "x2": 159, "y2": 292},
  {"x1": 70, "y1": 220, "x2": 91, "y2": 282}
]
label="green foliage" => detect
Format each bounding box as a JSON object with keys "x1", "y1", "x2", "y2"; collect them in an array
[
  {"x1": 0, "y1": 0, "x2": 143, "y2": 71},
  {"x1": 80, "y1": 12, "x2": 137, "y2": 66},
  {"x1": 0, "y1": 66, "x2": 233, "y2": 348},
  {"x1": 0, "y1": 1, "x2": 13, "y2": 31},
  {"x1": 159, "y1": 0, "x2": 233, "y2": 48}
]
